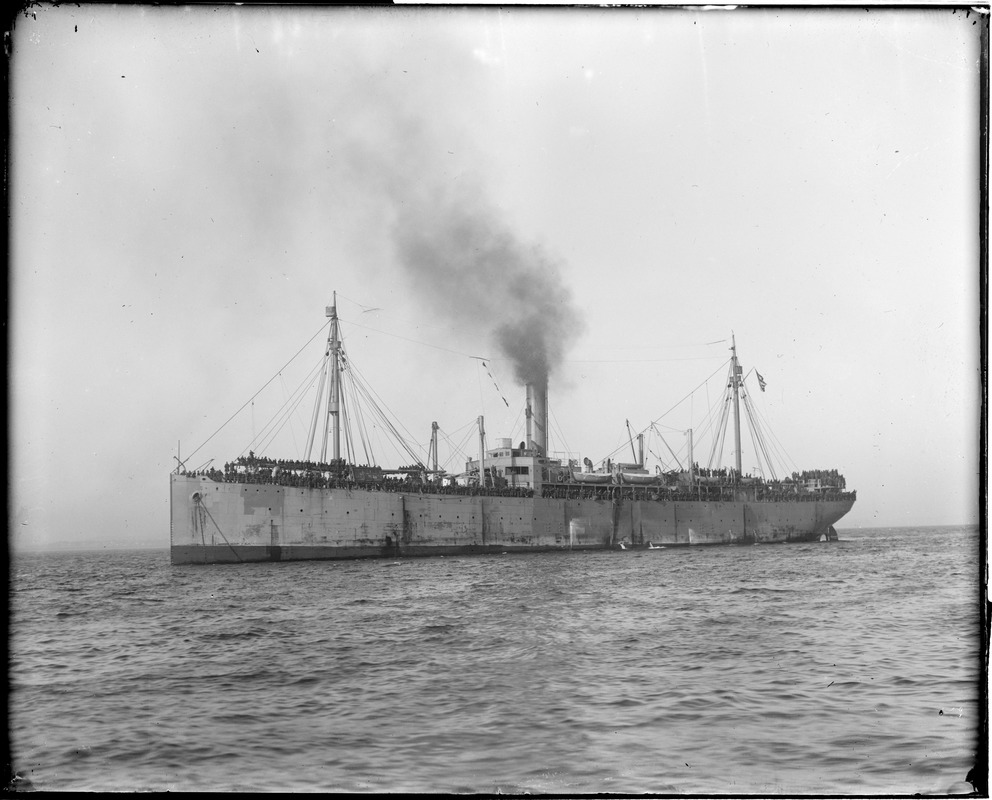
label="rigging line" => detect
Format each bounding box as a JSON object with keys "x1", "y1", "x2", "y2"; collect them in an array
[
  {"x1": 307, "y1": 352, "x2": 330, "y2": 460},
  {"x1": 741, "y1": 392, "x2": 765, "y2": 474},
  {"x1": 482, "y1": 360, "x2": 511, "y2": 408},
  {"x1": 600, "y1": 383, "x2": 729, "y2": 464},
  {"x1": 339, "y1": 294, "x2": 731, "y2": 355},
  {"x1": 604, "y1": 426, "x2": 639, "y2": 463},
  {"x1": 706, "y1": 384, "x2": 732, "y2": 468},
  {"x1": 476, "y1": 359, "x2": 486, "y2": 420},
  {"x1": 742, "y1": 398, "x2": 766, "y2": 477},
  {"x1": 743, "y1": 393, "x2": 777, "y2": 480},
  {"x1": 436, "y1": 421, "x2": 474, "y2": 450},
  {"x1": 243, "y1": 354, "x2": 326, "y2": 457},
  {"x1": 342, "y1": 353, "x2": 377, "y2": 465},
  {"x1": 715, "y1": 389, "x2": 732, "y2": 470},
  {"x1": 349, "y1": 372, "x2": 418, "y2": 458},
  {"x1": 565, "y1": 356, "x2": 728, "y2": 364},
  {"x1": 279, "y1": 372, "x2": 302, "y2": 455},
  {"x1": 548, "y1": 402, "x2": 571, "y2": 461},
  {"x1": 692, "y1": 390, "x2": 724, "y2": 443},
  {"x1": 340, "y1": 377, "x2": 356, "y2": 465},
  {"x1": 745, "y1": 391, "x2": 795, "y2": 471},
  {"x1": 339, "y1": 316, "x2": 490, "y2": 361},
  {"x1": 653, "y1": 426, "x2": 684, "y2": 470},
  {"x1": 436, "y1": 433, "x2": 467, "y2": 473},
  {"x1": 751, "y1": 413, "x2": 787, "y2": 478},
  {"x1": 437, "y1": 440, "x2": 465, "y2": 475},
  {"x1": 341, "y1": 395, "x2": 352, "y2": 464},
  {"x1": 706, "y1": 400, "x2": 727, "y2": 469},
  {"x1": 335, "y1": 293, "x2": 469, "y2": 336},
  {"x1": 507, "y1": 406, "x2": 524, "y2": 448},
  {"x1": 348, "y1": 372, "x2": 425, "y2": 465},
  {"x1": 750, "y1": 399, "x2": 796, "y2": 477},
  {"x1": 705, "y1": 381, "x2": 731, "y2": 470},
  {"x1": 436, "y1": 420, "x2": 483, "y2": 472},
  {"x1": 648, "y1": 358, "x2": 731, "y2": 428},
  {"x1": 344, "y1": 366, "x2": 373, "y2": 465},
  {"x1": 580, "y1": 340, "x2": 730, "y2": 352},
  {"x1": 333, "y1": 292, "x2": 382, "y2": 315},
  {"x1": 359, "y1": 384, "x2": 423, "y2": 466},
  {"x1": 252, "y1": 364, "x2": 325, "y2": 458},
  {"x1": 448, "y1": 426, "x2": 478, "y2": 465},
  {"x1": 200, "y1": 503, "x2": 244, "y2": 563},
  {"x1": 648, "y1": 447, "x2": 671, "y2": 471},
  {"x1": 361, "y1": 403, "x2": 382, "y2": 467},
  {"x1": 694, "y1": 375, "x2": 729, "y2": 441},
  {"x1": 319, "y1": 349, "x2": 331, "y2": 462},
  {"x1": 444, "y1": 417, "x2": 481, "y2": 439},
  {"x1": 347, "y1": 359, "x2": 426, "y2": 456},
  {"x1": 186, "y1": 320, "x2": 331, "y2": 464}
]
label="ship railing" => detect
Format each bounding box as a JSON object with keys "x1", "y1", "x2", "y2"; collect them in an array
[{"x1": 189, "y1": 467, "x2": 855, "y2": 503}]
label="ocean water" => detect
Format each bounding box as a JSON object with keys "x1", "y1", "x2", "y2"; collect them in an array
[{"x1": 8, "y1": 526, "x2": 983, "y2": 794}]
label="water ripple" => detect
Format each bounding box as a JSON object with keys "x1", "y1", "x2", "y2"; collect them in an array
[{"x1": 8, "y1": 526, "x2": 981, "y2": 793}]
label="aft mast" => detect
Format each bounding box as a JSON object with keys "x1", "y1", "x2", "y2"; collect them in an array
[
  {"x1": 327, "y1": 294, "x2": 341, "y2": 462},
  {"x1": 730, "y1": 334, "x2": 743, "y2": 477},
  {"x1": 306, "y1": 293, "x2": 342, "y2": 464}
]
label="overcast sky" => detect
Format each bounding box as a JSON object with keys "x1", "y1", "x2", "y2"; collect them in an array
[{"x1": 10, "y1": 4, "x2": 982, "y2": 548}]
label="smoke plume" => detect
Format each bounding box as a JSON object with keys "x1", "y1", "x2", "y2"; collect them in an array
[
  {"x1": 391, "y1": 182, "x2": 583, "y2": 388},
  {"x1": 329, "y1": 35, "x2": 584, "y2": 389}
]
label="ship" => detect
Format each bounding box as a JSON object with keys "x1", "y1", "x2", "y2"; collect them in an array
[{"x1": 170, "y1": 296, "x2": 855, "y2": 564}]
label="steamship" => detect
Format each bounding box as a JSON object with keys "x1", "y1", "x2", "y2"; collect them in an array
[{"x1": 170, "y1": 296, "x2": 856, "y2": 564}]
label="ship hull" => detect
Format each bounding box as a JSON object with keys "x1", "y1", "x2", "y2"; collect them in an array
[{"x1": 170, "y1": 475, "x2": 855, "y2": 565}]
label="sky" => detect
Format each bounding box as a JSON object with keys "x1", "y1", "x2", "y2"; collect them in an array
[{"x1": 9, "y1": 4, "x2": 983, "y2": 548}]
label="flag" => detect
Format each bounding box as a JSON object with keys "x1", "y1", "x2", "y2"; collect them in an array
[
  {"x1": 482, "y1": 361, "x2": 510, "y2": 407},
  {"x1": 756, "y1": 371, "x2": 767, "y2": 392}
]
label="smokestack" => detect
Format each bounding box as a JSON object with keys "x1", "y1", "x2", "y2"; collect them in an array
[{"x1": 525, "y1": 382, "x2": 548, "y2": 455}]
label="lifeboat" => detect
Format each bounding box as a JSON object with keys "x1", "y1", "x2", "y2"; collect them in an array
[
  {"x1": 618, "y1": 471, "x2": 660, "y2": 485},
  {"x1": 571, "y1": 470, "x2": 613, "y2": 484}
]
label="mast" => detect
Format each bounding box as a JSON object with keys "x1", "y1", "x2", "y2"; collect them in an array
[
  {"x1": 625, "y1": 420, "x2": 637, "y2": 463},
  {"x1": 431, "y1": 421, "x2": 439, "y2": 478},
  {"x1": 687, "y1": 428, "x2": 694, "y2": 486},
  {"x1": 730, "y1": 334, "x2": 743, "y2": 477},
  {"x1": 327, "y1": 293, "x2": 341, "y2": 462},
  {"x1": 478, "y1": 416, "x2": 486, "y2": 487}
]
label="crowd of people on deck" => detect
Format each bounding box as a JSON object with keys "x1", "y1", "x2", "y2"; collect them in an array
[
  {"x1": 183, "y1": 452, "x2": 851, "y2": 502},
  {"x1": 538, "y1": 485, "x2": 855, "y2": 502},
  {"x1": 182, "y1": 453, "x2": 536, "y2": 497}
]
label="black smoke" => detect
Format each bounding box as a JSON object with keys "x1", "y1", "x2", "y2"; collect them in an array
[
  {"x1": 331, "y1": 36, "x2": 584, "y2": 388},
  {"x1": 390, "y1": 175, "x2": 583, "y2": 388}
]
